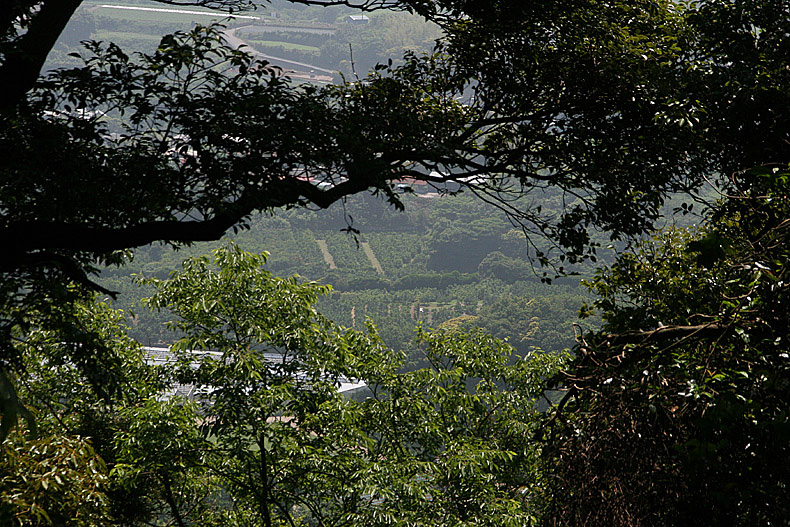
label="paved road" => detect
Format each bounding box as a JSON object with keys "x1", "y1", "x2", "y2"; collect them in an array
[
  {"x1": 93, "y1": 4, "x2": 259, "y2": 20},
  {"x1": 222, "y1": 27, "x2": 335, "y2": 81}
]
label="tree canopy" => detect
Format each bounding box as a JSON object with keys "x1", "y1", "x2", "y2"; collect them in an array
[
  {"x1": 541, "y1": 170, "x2": 790, "y2": 525},
  {"x1": 9, "y1": 0, "x2": 787, "y2": 277},
  {"x1": 4, "y1": 243, "x2": 568, "y2": 526},
  {"x1": 3, "y1": 1, "x2": 790, "y2": 524},
  {"x1": 6, "y1": 0, "x2": 787, "y2": 382}
]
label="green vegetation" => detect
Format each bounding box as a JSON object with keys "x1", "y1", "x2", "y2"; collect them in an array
[
  {"x1": 104, "y1": 192, "x2": 595, "y2": 357},
  {"x1": 543, "y1": 172, "x2": 790, "y2": 524},
  {"x1": 4, "y1": 244, "x2": 569, "y2": 526},
  {"x1": 4, "y1": 0, "x2": 790, "y2": 525},
  {"x1": 90, "y1": 31, "x2": 163, "y2": 54},
  {"x1": 245, "y1": 39, "x2": 321, "y2": 52},
  {"x1": 47, "y1": 0, "x2": 441, "y2": 74}
]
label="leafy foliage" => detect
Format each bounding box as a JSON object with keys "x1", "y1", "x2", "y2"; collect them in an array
[
  {"x1": 1, "y1": 297, "x2": 208, "y2": 526},
  {"x1": 349, "y1": 327, "x2": 569, "y2": 527},
  {"x1": 0, "y1": 429, "x2": 109, "y2": 527},
  {"x1": 542, "y1": 171, "x2": 790, "y2": 526},
  {"x1": 140, "y1": 242, "x2": 568, "y2": 526},
  {"x1": 5, "y1": 1, "x2": 790, "y2": 524}
]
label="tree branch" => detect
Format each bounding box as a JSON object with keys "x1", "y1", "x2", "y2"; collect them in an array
[
  {"x1": 0, "y1": 174, "x2": 379, "y2": 269},
  {"x1": 0, "y1": 0, "x2": 82, "y2": 112},
  {"x1": 8, "y1": 251, "x2": 119, "y2": 298},
  {"x1": 603, "y1": 323, "x2": 728, "y2": 346}
]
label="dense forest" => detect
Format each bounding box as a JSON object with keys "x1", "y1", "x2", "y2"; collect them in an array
[{"x1": 3, "y1": 0, "x2": 790, "y2": 526}]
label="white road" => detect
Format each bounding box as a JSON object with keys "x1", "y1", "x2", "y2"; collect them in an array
[{"x1": 96, "y1": 4, "x2": 260, "y2": 20}]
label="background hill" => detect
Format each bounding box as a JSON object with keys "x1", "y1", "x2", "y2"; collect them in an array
[
  {"x1": 50, "y1": 0, "x2": 617, "y2": 362},
  {"x1": 100, "y1": 191, "x2": 601, "y2": 363}
]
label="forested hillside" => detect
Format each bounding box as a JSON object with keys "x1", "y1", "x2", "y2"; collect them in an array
[
  {"x1": 52, "y1": 0, "x2": 576, "y2": 359},
  {"x1": 48, "y1": 0, "x2": 690, "y2": 361}
]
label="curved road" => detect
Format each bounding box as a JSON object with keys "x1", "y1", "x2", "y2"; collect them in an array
[
  {"x1": 222, "y1": 27, "x2": 335, "y2": 82},
  {"x1": 92, "y1": 4, "x2": 337, "y2": 83}
]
